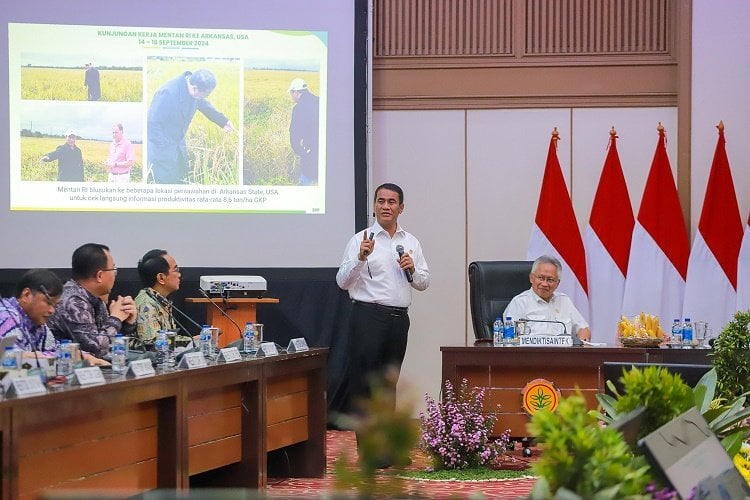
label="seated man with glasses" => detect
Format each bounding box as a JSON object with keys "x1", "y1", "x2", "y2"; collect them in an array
[
  {"x1": 503, "y1": 254, "x2": 591, "y2": 341},
  {"x1": 134, "y1": 249, "x2": 187, "y2": 346},
  {"x1": 48, "y1": 243, "x2": 136, "y2": 359}
]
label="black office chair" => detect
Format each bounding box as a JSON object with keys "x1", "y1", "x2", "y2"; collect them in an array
[{"x1": 468, "y1": 261, "x2": 533, "y2": 341}]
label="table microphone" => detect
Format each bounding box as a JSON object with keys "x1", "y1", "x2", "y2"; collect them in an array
[
  {"x1": 198, "y1": 288, "x2": 243, "y2": 337},
  {"x1": 146, "y1": 289, "x2": 203, "y2": 334},
  {"x1": 395, "y1": 245, "x2": 413, "y2": 283}
]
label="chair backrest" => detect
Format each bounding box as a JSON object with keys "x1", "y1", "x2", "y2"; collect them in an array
[{"x1": 468, "y1": 260, "x2": 533, "y2": 340}]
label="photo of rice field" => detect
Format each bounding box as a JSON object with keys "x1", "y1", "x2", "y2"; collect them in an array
[
  {"x1": 21, "y1": 136, "x2": 143, "y2": 183},
  {"x1": 146, "y1": 58, "x2": 240, "y2": 185},
  {"x1": 21, "y1": 67, "x2": 142, "y2": 102},
  {"x1": 243, "y1": 70, "x2": 320, "y2": 186}
]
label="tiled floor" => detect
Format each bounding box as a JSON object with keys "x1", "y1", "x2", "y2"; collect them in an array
[{"x1": 266, "y1": 430, "x2": 537, "y2": 498}]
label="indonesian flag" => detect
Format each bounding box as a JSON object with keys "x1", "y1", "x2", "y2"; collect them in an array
[
  {"x1": 528, "y1": 128, "x2": 589, "y2": 321},
  {"x1": 737, "y1": 211, "x2": 750, "y2": 312},
  {"x1": 584, "y1": 129, "x2": 634, "y2": 344},
  {"x1": 622, "y1": 124, "x2": 689, "y2": 326},
  {"x1": 683, "y1": 123, "x2": 743, "y2": 331}
]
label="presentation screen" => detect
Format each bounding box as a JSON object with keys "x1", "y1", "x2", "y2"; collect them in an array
[{"x1": 1, "y1": 0, "x2": 364, "y2": 268}]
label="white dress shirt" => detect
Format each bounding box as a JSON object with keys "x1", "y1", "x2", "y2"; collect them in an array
[
  {"x1": 336, "y1": 221, "x2": 429, "y2": 308},
  {"x1": 503, "y1": 288, "x2": 589, "y2": 336}
]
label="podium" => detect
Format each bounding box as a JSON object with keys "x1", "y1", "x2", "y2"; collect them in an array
[{"x1": 185, "y1": 297, "x2": 279, "y2": 347}]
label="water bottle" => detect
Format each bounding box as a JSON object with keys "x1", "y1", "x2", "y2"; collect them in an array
[
  {"x1": 243, "y1": 322, "x2": 255, "y2": 353},
  {"x1": 503, "y1": 316, "x2": 516, "y2": 345},
  {"x1": 671, "y1": 319, "x2": 682, "y2": 345},
  {"x1": 2, "y1": 346, "x2": 17, "y2": 369},
  {"x1": 56, "y1": 339, "x2": 72, "y2": 376},
  {"x1": 111, "y1": 334, "x2": 127, "y2": 373},
  {"x1": 200, "y1": 325, "x2": 212, "y2": 358},
  {"x1": 493, "y1": 317, "x2": 503, "y2": 347},
  {"x1": 155, "y1": 330, "x2": 169, "y2": 367},
  {"x1": 682, "y1": 318, "x2": 693, "y2": 346}
]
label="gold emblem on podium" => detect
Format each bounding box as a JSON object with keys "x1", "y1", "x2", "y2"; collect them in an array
[{"x1": 521, "y1": 378, "x2": 561, "y2": 415}]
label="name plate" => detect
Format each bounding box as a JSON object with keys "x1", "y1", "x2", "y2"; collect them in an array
[
  {"x1": 73, "y1": 367, "x2": 106, "y2": 386},
  {"x1": 519, "y1": 335, "x2": 574, "y2": 347},
  {"x1": 8, "y1": 375, "x2": 47, "y2": 397},
  {"x1": 127, "y1": 359, "x2": 156, "y2": 378},
  {"x1": 218, "y1": 347, "x2": 242, "y2": 363},
  {"x1": 287, "y1": 337, "x2": 309, "y2": 353},
  {"x1": 178, "y1": 351, "x2": 208, "y2": 369},
  {"x1": 256, "y1": 342, "x2": 279, "y2": 357}
]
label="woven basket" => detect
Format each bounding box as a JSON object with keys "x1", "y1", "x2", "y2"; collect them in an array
[{"x1": 619, "y1": 336, "x2": 663, "y2": 348}]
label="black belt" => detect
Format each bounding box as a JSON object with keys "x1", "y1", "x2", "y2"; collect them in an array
[{"x1": 352, "y1": 300, "x2": 408, "y2": 315}]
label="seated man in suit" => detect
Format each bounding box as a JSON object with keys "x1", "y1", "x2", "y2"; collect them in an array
[
  {"x1": 503, "y1": 254, "x2": 591, "y2": 341},
  {"x1": 48, "y1": 243, "x2": 136, "y2": 359}
]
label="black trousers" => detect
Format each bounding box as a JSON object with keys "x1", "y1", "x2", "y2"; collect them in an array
[{"x1": 346, "y1": 301, "x2": 410, "y2": 412}]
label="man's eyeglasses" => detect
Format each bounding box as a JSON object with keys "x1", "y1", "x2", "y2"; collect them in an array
[
  {"x1": 532, "y1": 274, "x2": 559, "y2": 284},
  {"x1": 102, "y1": 267, "x2": 118, "y2": 276},
  {"x1": 38, "y1": 285, "x2": 60, "y2": 307}
]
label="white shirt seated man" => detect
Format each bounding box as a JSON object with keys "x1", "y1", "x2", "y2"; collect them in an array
[{"x1": 503, "y1": 255, "x2": 591, "y2": 341}]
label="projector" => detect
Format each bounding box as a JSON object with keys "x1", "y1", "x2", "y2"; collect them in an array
[{"x1": 199, "y1": 275, "x2": 267, "y2": 298}]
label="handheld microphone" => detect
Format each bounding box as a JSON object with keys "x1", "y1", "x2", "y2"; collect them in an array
[
  {"x1": 198, "y1": 288, "x2": 243, "y2": 337},
  {"x1": 395, "y1": 245, "x2": 413, "y2": 283},
  {"x1": 363, "y1": 231, "x2": 374, "y2": 256}
]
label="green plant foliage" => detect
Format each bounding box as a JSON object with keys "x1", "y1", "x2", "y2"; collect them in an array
[
  {"x1": 692, "y1": 368, "x2": 750, "y2": 457},
  {"x1": 611, "y1": 366, "x2": 695, "y2": 441},
  {"x1": 528, "y1": 393, "x2": 651, "y2": 498},
  {"x1": 400, "y1": 467, "x2": 531, "y2": 481},
  {"x1": 711, "y1": 309, "x2": 750, "y2": 400}
]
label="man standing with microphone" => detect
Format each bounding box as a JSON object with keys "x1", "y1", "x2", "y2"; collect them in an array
[{"x1": 336, "y1": 182, "x2": 430, "y2": 464}]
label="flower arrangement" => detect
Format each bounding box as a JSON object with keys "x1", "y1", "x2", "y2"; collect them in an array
[
  {"x1": 419, "y1": 378, "x2": 510, "y2": 470},
  {"x1": 735, "y1": 441, "x2": 750, "y2": 486}
]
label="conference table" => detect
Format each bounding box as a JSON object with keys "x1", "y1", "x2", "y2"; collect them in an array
[
  {"x1": 441, "y1": 345, "x2": 711, "y2": 438},
  {"x1": 0, "y1": 347, "x2": 327, "y2": 499}
]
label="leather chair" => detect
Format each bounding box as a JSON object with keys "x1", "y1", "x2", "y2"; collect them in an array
[{"x1": 468, "y1": 261, "x2": 533, "y2": 341}]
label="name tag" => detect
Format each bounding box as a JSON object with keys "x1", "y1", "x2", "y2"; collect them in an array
[
  {"x1": 9, "y1": 375, "x2": 47, "y2": 397},
  {"x1": 519, "y1": 335, "x2": 574, "y2": 347},
  {"x1": 127, "y1": 359, "x2": 156, "y2": 378},
  {"x1": 178, "y1": 351, "x2": 208, "y2": 369},
  {"x1": 73, "y1": 366, "x2": 106, "y2": 385},
  {"x1": 256, "y1": 342, "x2": 279, "y2": 357},
  {"x1": 287, "y1": 338, "x2": 309, "y2": 353},
  {"x1": 218, "y1": 347, "x2": 242, "y2": 363}
]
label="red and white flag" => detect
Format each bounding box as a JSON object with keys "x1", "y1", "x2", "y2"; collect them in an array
[
  {"x1": 683, "y1": 123, "x2": 743, "y2": 331},
  {"x1": 622, "y1": 124, "x2": 689, "y2": 326},
  {"x1": 584, "y1": 129, "x2": 634, "y2": 344},
  {"x1": 528, "y1": 128, "x2": 589, "y2": 321},
  {"x1": 737, "y1": 211, "x2": 750, "y2": 312}
]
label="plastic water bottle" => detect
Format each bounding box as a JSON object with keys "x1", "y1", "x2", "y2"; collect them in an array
[
  {"x1": 2, "y1": 346, "x2": 17, "y2": 369},
  {"x1": 682, "y1": 318, "x2": 693, "y2": 346},
  {"x1": 155, "y1": 330, "x2": 169, "y2": 367},
  {"x1": 111, "y1": 334, "x2": 127, "y2": 373},
  {"x1": 243, "y1": 322, "x2": 255, "y2": 353},
  {"x1": 493, "y1": 317, "x2": 503, "y2": 347},
  {"x1": 56, "y1": 339, "x2": 72, "y2": 376},
  {"x1": 503, "y1": 316, "x2": 516, "y2": 345},
  {"x1": 200, "y1": 325, "x2": 212, "y2": 358},
  {"x1": 671, "y1": 319, "x2": 682, "y2": 345}
]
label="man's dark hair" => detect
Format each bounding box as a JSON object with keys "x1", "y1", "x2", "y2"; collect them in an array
[
  {"x1": 374, "y1": 182, "x2": 404, "y2": 204},
  {"x1": 138, "y1": 249, "x2": 169, "y2": 287},
  {"x1": 71, "y1": 243, "x2": 110, "y2": 280},
  {"x1": 188, "y1": 69, "x2": 217, "y2": 93},
  {"x1": 14, "y1": 269, "x2": 63, "y2": 298}
]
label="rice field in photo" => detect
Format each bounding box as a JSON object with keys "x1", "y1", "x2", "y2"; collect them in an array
[{"x1": 21, "y1": 67, "x2": 142, "y2": 102}]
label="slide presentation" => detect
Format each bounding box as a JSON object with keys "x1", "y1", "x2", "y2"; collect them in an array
[{"x1": 10, "y1": 24, "x2": 328, "y2": 213}]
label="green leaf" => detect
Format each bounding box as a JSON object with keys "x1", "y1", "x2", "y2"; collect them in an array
[{"x1": 721, "y1": 431, "x2": 744, "y2": 457}]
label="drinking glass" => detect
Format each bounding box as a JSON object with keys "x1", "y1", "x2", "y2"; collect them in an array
[
  {"x1": 694, "y1": 321, "x2": 708, "y2": 348},
  {"x1": 209, "y1": 327, "x2": 221, "y2": 356}
]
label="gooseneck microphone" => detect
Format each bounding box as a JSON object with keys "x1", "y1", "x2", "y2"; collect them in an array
[
  {"x1": 395, "y1": 244, "x2": 413, "y2": 283},
  {"x1": 198, "y1": 288, "x2": 243, "y2": 337},
  {"x1": 146, "y1": 289, "x2": 202, "y2": 336},
  {"x1": 520, "y1": 318, "x2": 573, "y2": 340}
]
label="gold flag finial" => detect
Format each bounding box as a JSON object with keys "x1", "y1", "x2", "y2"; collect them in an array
[
  {"x1": 610, "y1": 126, "x2": 617, "y2": 137},
  {"x1": 657, "y1": 122, "x2": 665, "y2": 133},
  {"x1": 551, "y1": 127, "x2": 560, "y2": 142},
  {"x1": 717, "y1": 120, "x2": 725, "y2": 132}
]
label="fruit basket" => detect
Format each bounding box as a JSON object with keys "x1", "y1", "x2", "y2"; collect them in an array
[{"x1": 617, "y1": 313, "x2": 666, "y2": 348}]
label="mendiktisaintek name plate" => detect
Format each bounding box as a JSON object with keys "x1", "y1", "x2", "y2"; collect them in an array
[{"x1": 519, "y1": 335, "x2": 574, "y2": 347}]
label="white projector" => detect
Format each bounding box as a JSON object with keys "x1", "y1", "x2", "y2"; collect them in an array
[{"x1": 199, "y1": 275, "x2": 267, "y2": 298}]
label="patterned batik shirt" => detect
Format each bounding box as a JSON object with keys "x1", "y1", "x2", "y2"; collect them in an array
[
  {"x1": 47, "y1": 279, "x2": 136, "y2": 358},
  {"x1": 0, "y1": 297, "x2": 57, "y2": 353},
  {"x1": 135, "y1": 288, "x2": 176, "y2": 343}
]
